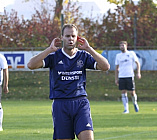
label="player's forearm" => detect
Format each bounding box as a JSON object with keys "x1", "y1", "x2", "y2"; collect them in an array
[
  {"x1": 3, "y1": 68, "x2": 9, "y2": 88},
  {"x1": 27, "y1": 47, "x2": 52, "y2": 69},
  {"x1": 115, "y1": 65, "x2": 119, "y2": 81},
  {"x1": 136, "y1": 62, "x2": 141, "y2": 74},
  {"x1": 136, "y1": 61, "x2": 141, "y2": 79},
  {"x1": 87, "y1": 47, "x2": 110, "y2": 71},
  {"x1": 115, "y1": 69, "x2": 118, "y2": 81}
]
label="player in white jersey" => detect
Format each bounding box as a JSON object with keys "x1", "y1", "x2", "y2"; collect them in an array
[
  {"x1": 27, "y1": 24, "x2": 110, "y2": 140},
  {"x1": 115, "y1": 41, "x2": 141, "y2": 114},
  {"x1": 0, "y1": 53, "x2": 9, "y2": 131}
]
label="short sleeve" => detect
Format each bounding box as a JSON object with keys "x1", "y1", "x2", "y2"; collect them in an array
[
  {"x1": 43, "y1": 53, "x2": 55, "y2": 68},
  {"x1": 132, "y1": 51, "x2": 138, "y2": 62},
  {"x1": 0, "y1": 55, "x2": 8, "y2": 69},
  {"x1": 115, "y1": 54, "x2": 119, "y2": 66},
  {"x1": 85, "y1": 52, "x2": 96, "y2": 69}
]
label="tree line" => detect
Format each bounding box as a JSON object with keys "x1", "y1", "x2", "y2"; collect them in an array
[{"x1": 0, "y1": 0, "x2": 157, "y2": 49}]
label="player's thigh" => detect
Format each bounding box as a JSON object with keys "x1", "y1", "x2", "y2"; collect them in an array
[
  {"x1": 52, "y1": 100, "x2": 75, "y2": 139},
  {"x1": 74, "y1": 98, "x2": 93, "y2": 137},
  {"x1": 126, "y1": 77, "x2": 135, "y2": 90},
  {"x1": 119, "y1": 78, "x2": 127, "y2": 90},
  {"x1": 128, "y1": 90, "x2": 135, "y2": 95},
  {"x1": 121, "y1": 90, "x2": 127, "y2": 94},
  {"x1": 78, "y1": 130, "x2": 94, "y2": 140}
]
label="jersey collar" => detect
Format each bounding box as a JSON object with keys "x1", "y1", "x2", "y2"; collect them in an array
[{"x1": 61, "y1": 48, "x2": 78, "y2": 59}]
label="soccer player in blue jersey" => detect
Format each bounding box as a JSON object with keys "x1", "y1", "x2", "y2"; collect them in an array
[
  {"x1": 27, "y1": 24, "x2": 110, "y2": 140},
  {"x1": 115, "y1": 41, "x2": 141, "y2": 114}
]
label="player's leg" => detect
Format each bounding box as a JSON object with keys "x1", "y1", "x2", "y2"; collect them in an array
[
  {"x1": 78, "y1": 130, "x2": 94, "y2": 140},
  {"x1": 52, "y1": 100, "x2": 75, "y2": 140},
  {"x1": 121, "y1": 91, "x2": 129, "y2": 114},
  {"x1": 127, "y1": 77, "x2": 139, "y2": 112},
  {"x1": 75, "y1": 97, "x2": 94, "y2": 140},
  {"x1": 0, "y1": 86, "x2": 3, "y2": 131},
  {"x1": 119, "y1": 78, "x2": 129, "y2": 114},
  {"x1": 0, "y1": 103, "x2": 3, "y2": 131},
  {"x1": 129, "y1": 90, "x2": 139, "y2": 112}
]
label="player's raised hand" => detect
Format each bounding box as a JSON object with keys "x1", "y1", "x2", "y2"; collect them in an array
[
  {"x1": 49, "y1": 38, "x2": 61, "y2": 52},
  {"x1": 77, "y1": 36, "x2": 91, "y2": 51}
]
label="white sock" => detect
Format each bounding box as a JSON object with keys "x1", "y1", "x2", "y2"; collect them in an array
[
  {"x1": 122, "y1": 94, "x2": 129, "y2": 111},
  {"x1": 132, "y1": 93, "x2": 137, "y2": 105},
  {"x1": 0, "y1": 104, "x2": 3, "y2": 128}
]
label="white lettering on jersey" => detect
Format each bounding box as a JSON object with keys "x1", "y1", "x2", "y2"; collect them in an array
[
  {"x1": 58, "y1": 71, "x2": 82, "y2": 75},
  {"x1": 58, "y1": 71, "x2": 82, "y2": 81},
  {"x1": 61, "y1": 76, "x2": 80, "y2": 80}
]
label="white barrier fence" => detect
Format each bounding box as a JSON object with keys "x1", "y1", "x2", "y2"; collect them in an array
[
  {"x1": 102, "y1": 50, "x2": 157, "y2": 70},
  {"x1": 1, "y1": 50, "x2": 157, "y2": 71},
  {"x1": 1, "y1": 51, "x2": 41, "y2": 71}
]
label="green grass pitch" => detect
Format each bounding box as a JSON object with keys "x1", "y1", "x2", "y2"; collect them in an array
[{"x1": 1, "y1": 100, "x2": 157, "y2": 140}]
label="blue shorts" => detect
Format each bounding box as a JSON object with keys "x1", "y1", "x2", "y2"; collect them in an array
[
  {"x1": 119, "y1": 77, "x2": 135, "y2": 91},
  {"x1": 52, "y1": 96, "x2": 93, "y2": 139}
]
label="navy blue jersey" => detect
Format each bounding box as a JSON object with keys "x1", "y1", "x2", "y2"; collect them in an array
[{"x1": 44, "y1": 48, "x2": 96, "y2": 99}]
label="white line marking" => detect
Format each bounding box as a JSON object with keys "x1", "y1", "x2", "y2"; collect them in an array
[{"x1": 96, "y1": 131, "x2": 150, "y2": 140}]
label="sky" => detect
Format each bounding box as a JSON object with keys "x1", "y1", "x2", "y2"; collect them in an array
[
  {"x1": 1, "y1": 0, "x2": 156, "y2": 19},
  {"x1": 0, "y1": 0, "x2": 115, "y2": 12},
  {"x1": 0, "y1": 0, "x2": 117, "y2": 19},
  {"x1": 0, "y1": 0, "x2": 14, "y2": 12}
]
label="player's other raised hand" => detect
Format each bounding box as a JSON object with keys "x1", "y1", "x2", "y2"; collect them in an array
[
  {"x1": 49, "y1": 38, "x2": 61, "y2": 52},
  {"x1": 77, "y1": 36, "x2": 91, "y2": 51}
]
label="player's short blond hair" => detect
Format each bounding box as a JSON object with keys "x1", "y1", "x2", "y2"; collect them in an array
[
  {"x1": 119, "y1": 41, "x2": 127, "y2": 45},
  {"x1": 61, "y1": 24, "x2": 78, "y2": 36}
]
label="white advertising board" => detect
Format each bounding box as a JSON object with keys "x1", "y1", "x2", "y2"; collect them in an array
[
  {"x1": 1, "y1": 51, "x2": 41, "y2": 71},
  {"x1": 1, "y1": 50, "x2": 157, "y2": 71}
]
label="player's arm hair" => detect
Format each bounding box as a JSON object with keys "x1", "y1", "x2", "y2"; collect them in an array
[
  {"x1": 27, "y1": 54, "x2": 44, "y2": 70},
  {"x1": 87, "y1": 47, "x2": 110, "y2": 71},
  {"x1": 3, "y1": 68, "x2": 9, "y2": 93},
  {"x1": 135, "y1": 61, "x2": 141, "y2": 74},
  {"x1": 27, "y1": 47, "x2": 52, "y2": 70},
  {"x1": 115, "y1": 65, "x2": 119, "y2": 81},
  {"x1": 3, "y1": 68, "x2": 9, "y2": 86}
]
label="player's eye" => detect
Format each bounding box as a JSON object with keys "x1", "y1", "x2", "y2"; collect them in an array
[{"x1": 66, "y1": 35, "x2": 70, "y2": 37}]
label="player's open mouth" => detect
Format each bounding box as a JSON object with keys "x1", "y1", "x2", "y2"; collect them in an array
[{"x1": 69, "y1": 42, "x2": 73, "y2": 45}]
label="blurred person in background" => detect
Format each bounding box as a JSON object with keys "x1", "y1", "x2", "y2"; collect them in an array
[
  {"x1": 115, "y1": 41, "x2": 141, "y2": 114},
  {"x1": 0, "y1": 53, "x2": 9, "y2": 131}
]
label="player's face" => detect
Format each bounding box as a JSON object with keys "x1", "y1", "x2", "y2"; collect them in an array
[
  {"x1": 62, "y1": 27, "x2": 78, "y2": 50},
  {"x1": 119, "y1": 43, "x2": 127, "y2": 53}
]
